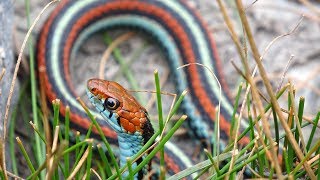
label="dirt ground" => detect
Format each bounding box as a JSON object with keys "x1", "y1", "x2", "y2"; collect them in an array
[{"x1": 11, "y1": 0, "x2": 320, "y2": 178}]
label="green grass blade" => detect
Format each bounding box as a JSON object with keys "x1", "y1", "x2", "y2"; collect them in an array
[
  {"x1": 306, "y1": 112, "x2": 320, "y2": 151},
  {"x1": 97, "y1": 161, "x2": 107, "y2": 180},
  {"x1": 97, "y1": 144, "x2": 113, "y2": 177},
  {"x1": 64, "y1": 106, "x2": 70, "y2": 177},
  {"x1": 291, "y1": 139, "x2": 320, "y2": 176},
  {"x1": 126, "y1": 158, "x2": 134, "y2": 180},
  {"x1": 9, "y1": 80, "x2": 30, "y2": 176},
  {"x1": 0, "y1": 171, "x2": 4, "y2": 180},
  {"x1": 230, "y1": 83, "x2": 242, "y2": 141},
  {"x1": 25, "y1": 1, "x2": 44, "y2": 177},
  {"x1": 224, "y1": 84, "x2": 288, "y2": 152},
  {"x1": 75, "y1": 131, "x2": 81, "y2": 157},
  {"x1": 271, "y1": 106, "x2": 279, "y2": 154},
  {"x1": 204, "y1": 149, "x2": 221, "y2": 176},
  {"x1": 216, "y1": 147, "x2": 268, "y2": 180},
  {"x1": 268, "y1": 166, "x2": 274, "y2": 180},
  {"x1": 9, "y1": 106, "x2": 18, "y2": 175},
  {"x1": 218, "y1": 139, "x2": 256, "y2": 176},
  {"x1": 154, "y1": 70, "x2": 165, "y2": 179},
  {"x1": 129, "y1": 115, "x2": 187, "y2": 179},
  {"x1": 317, "y1": 147, "x2": 320, "y2": 179},
  {"x1": 167, "y1": 90, "x2": 187, "y2": 121},
  {"x1": 168, "y1": 152, "x2": 233, "y2": 180},
  {"x1": 287, "y1": 95, "x2": 294, "y2": 170},
  {"x1": 62, "y1": 140, "x2": 90, "y2": 155},
  {"x1": 85, "y1": 144, "x2": 93, "y2": 180},
  {"x1": 52, "y1": 100, "x2": 60, "y2": 130},
  {"x1": 16, "y1": 137, "x2": 36, "y2": 175},
  {"x1": 72, "y1": 123, "x2": 94, "y2": 172},
  {"x1": 295, "y1": 97, "x2": 305, "y2": 144},
  {"x1": 282, "y1": 148, "x2": 290, "y2": 174}
]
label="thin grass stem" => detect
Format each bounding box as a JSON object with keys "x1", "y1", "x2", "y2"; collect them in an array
[
  {"x1": 306, "y1": 112, "x2": 320, "y2": 151},
  {"x1": 78, "y1": 98, "x2": 122, "y2": 179},
  {"x1": 154, "y1": 70, "x2": 165, "y2": 179},
  {"x1": 16, "y1": 137, "x2": 36, "y2": 174},
  {"x1": 97, "y1": 144, "x2": 113, "y2": 177}
]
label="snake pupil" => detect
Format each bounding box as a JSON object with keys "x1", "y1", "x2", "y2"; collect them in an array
[{"x1": 104, "y1": 98, "x2": 120, "y2": 110}]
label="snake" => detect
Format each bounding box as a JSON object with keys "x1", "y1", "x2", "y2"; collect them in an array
[
  {"x1": 86, "y1": 79, "x2": 155, "y2": 179},
  {"x1": 37, "y1": 0, "x2": 250, "y2": 178}
]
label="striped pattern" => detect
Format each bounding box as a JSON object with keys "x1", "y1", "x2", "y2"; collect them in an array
[{"x1": 37, "y1": 0, "x2": 249, "y2": 177}]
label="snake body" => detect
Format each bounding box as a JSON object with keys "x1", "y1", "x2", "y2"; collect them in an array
[{"x1": 37, "y1": 0, "x2": 248, "y2": 178}]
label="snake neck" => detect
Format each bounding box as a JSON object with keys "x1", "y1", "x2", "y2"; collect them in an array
[
  {"x1": 118, "y1": 132, "x2": 144, "y2": 166},
  {"x1": 117, "y1": 132, "x2": 146, "y2": 179},
  {"x1": 117, "y1": 117, "x2": 154, "y2": 179}
]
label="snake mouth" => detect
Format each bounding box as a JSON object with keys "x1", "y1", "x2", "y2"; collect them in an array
[{"x1": 86, "y1": 89, "x2": 104, "y2": 112}]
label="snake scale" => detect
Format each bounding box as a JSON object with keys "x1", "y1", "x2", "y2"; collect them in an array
[{"x1": 37, "y1": 0, "x2": 249, "y2": 178}]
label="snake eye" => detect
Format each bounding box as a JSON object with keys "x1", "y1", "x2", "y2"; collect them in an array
[{"x1": 104, "y1": 98, "x2": 120, "y2": 110}]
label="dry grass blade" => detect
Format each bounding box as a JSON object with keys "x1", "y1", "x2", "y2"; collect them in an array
[
  {"x1": 244, "y1": 15, "x2": 302, "y2": 88},
  {"x1": 251, "y1": 3, "x2": 320, "y2": 22},
  {"x1": 217, "y1": 0, "x2": 280, "y2": 177},
  {"x1": 46, "y1": 140, "x2": 68, "y2": 180},
  {"x1": 235, "y1": 0, "x2": 283, "y2": 177},
  {"x1": 1, "y1": 1, "x2": 59, "y2": 175},
  {"x1": 298, "y1": 0, "x2": 320, "y2": 16},
  {"x1": 158, "y1": 90, "x2": 186, "y2": 141},
  {"x1": 91, "y1": 168, "x2": 102, "y2": 180},
  {"x1": 231, "y1": 61, "x2": 279, "y2": 104},
  {"x1": 3, "y1": 0, "x2": 58, "y2": 140},
  {"x1": 239, "y1": 140, "x2": 259, "y2": 176},
  {"x1": 245, "y1": 0, "x2": 259, "y2": 10},
  {"x1": 0, "y1": 68, "x2": 5, "y2": 82},
  {"x1": 67, "y1": 141, "x2": 93, "y2": 180},
  {"x1": 128, "y1": 83, "x2": 175, "y2": 112},
  {"x1": 260, "y1": 16, "x2": 303, "y2": 61},
  {"x1": 307, "y1": 154, "x2": 319, "y2": 165},
  {"x1": 276, "y1": 55, "x2": 294, "y2": 92},
  {"x1": 51, "y1": 126, "x2": 60, "y2": 153},
  {"x1": 281, "y1": 108, "x2": 320, "y2": 128},
  {"x1": 81, "y1": 173, "x2": 87, "y2": 180},
  {"x1": 0, "y1": 138, "x2": 7, "y2": 180},
  {"x1": 46, "y1": 126, "x2": 60, "y2": 180},
  {"x1": 39, "y1": 67, "x2": 53, "y2": 167},
  {"x1": 178, "y1": 62, "x2": 222, "y2": 157},
  {"x1": 235, "y1": 0, "x2": 316, "y2": 178},
  {"x1": 6, "y1": 171, "x2": 23, "y2": 180},
  {"x1": 99, "y1": 32, "x2": 135, "y2": 79}
]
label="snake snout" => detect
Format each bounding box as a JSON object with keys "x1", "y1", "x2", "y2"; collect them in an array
[{"x1": 87, "y1": 78, "x2": 104, "y2": 95}]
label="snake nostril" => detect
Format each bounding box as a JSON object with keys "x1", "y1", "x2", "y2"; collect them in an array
[{"x1": 91, "y1": 87, "x2": 97, "y2": 92}]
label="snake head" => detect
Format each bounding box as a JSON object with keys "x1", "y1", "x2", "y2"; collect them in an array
[{"x1": 87, "y1": 79, "x2": 153, "y2": 139}]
